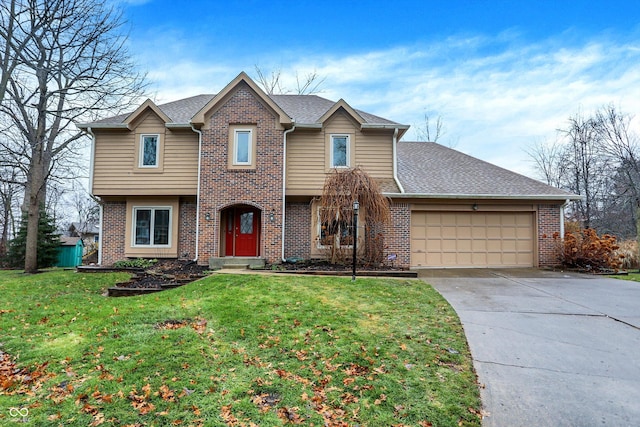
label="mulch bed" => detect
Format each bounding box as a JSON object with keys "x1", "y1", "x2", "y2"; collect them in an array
[{"x1": 107, "y1": 259, "x2": 208, "y2": 296}]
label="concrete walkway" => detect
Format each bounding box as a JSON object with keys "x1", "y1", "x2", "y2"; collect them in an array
[{"x1": 423, "y1": 269, "x2": 640, "y2": 427}]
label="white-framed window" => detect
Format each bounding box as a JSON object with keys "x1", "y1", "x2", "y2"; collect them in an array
[
  {"x1": 317, "y1": 208, "x2": 354, "y2": 249},
  {"x1": 233, "y1": 129, "x2": 252, "y2": 165},
  {"x1": 133, "y1": 206, "x2": 171, "y2": 247},
  {"x1": 330, "y1": 134, "x2": 349, "y2": 168},
  {"x1": 139, "y1": 134, "x2": 159, "y2": 167}
]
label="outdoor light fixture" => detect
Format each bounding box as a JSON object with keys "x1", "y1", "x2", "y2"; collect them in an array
[
  {"x1": 204, "y1": 213, "x2": 211, "y2": 220},
  {"x1": 352, "y1": 200, "x2": 359, "y2": 281},
  {"x1": 269, "y1": 210, "x2": 275, "y2": 222},
  {"x1": 472, "y1": 203, "x2": 478, "y2": 211}
]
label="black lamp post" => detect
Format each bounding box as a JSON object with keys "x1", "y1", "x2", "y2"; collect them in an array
[{"x1": 352, "y1": 200, "x2": 359, "y2": 281}]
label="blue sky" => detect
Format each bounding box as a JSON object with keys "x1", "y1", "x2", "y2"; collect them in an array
[{"x1": 120, "y1": 0, "x2": 640, "y2": 177}]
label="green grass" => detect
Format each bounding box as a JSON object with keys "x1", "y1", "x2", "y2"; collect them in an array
[
  {"x1": 0, "y1": 269, "x2": 481, "y2": 426},
  {"x1": 613, "y1": 271, "x2": 640, "y2": 282}
]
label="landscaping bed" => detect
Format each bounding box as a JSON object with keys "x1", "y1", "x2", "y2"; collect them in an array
[{"x1": 87, "y1": 259, "x2": 209, "y2": 297}]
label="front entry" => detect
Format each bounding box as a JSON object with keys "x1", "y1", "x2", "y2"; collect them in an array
[{"x1": 222, "y1": 206, "x2": 261, "y2": 257}]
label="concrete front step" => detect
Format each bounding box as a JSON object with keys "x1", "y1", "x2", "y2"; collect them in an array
[{"x1": 209, "y1": 257, "x2": 266, "y2": 270}]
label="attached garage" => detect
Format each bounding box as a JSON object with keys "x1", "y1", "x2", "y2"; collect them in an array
[{"x1": 411, "y1": 210, "x2": 535, "y2": 268}]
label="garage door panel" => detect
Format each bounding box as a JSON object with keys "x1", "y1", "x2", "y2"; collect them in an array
[{"x1": 411, "y1": 211, "x2": 534, "y2": 268}]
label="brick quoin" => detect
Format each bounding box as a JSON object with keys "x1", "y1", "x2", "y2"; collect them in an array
[
  {"x1": 284, "y1": 202, "x2": 311, "y2": 260},
  {"x1": 382, "y1": 202, "x2": 411, "y2": 268},
  {"x1": 537, "y1": 203, "x2": 562, "y2": 267},
  {"x1": 178, "y1": 199, "x2": 197, "y2": 260},
  {"x1": 197, "y1": 83, "x2": 284, "y2": 265},
  {"x1": 101, "y1": 201, "x2": 126, "y2": 265}
]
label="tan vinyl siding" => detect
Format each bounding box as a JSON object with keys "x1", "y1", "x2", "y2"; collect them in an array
[
  {"x1": 286, "y1": 110, "x2": 394, "y2": 195},
  {"x1": 92, "y1": 111, "x2": 199, "y2": 196},
  {"x1": 286, "y1": 129, "x2": 325, "y2": 195}
]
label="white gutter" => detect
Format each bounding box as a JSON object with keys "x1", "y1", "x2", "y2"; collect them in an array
[
  {"x1": 85, "y1": 126, "x2": 104, "y2": 265},
  {"x1": 87, "y1": 127, "x2": 96, "y2": 197},
  {"x1": 281, "y1": 125, "x2": 296, "y2": 262},
  {"x1": 191, "y1": 125, "x2": 203, "y2": 262},
  {"x1": 392, "y1": 127, "x2": 405, "y2": 194}
]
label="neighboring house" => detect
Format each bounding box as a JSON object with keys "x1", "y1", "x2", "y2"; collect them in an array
[
  {"x1": 78, "y1": 72, "x2": 579, "y2": 269},
  {"x1": 69, "y1": 222, "x2": 100, "y2": 254}
]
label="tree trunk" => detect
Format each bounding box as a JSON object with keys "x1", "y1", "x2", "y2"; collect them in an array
[{"x1": 24, "y1": 157, "x2": 46, "y2": 273}]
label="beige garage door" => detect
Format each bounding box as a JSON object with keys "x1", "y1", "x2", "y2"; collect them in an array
[{"x1": 411, "y1": 211, "x2": 534, "y2": 267}]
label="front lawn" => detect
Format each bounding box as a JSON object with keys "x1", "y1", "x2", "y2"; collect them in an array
[
  {"x1": 0, "y1": 269, "x2": 481, "y2": 426},
  {"x1": 613, "y1": 271, "x2": 640, "y2": 282}
]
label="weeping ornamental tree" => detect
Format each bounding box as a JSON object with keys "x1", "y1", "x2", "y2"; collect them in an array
[{"x1": 319, "y1": 167, "x2": 391, "y2": 265}]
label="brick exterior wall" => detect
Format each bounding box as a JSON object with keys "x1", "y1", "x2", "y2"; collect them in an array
[
  {"x1": 197, "y1": 83, "x2": 284, "y2": 265},
  {"x1": 538, "y1": 203, "x2": 562, "y2": 267},
  {"x1": 383, "y1": 202, "x2": 411, "y2": 268},
  {"x1": 284, "y1": 202, "x2": 311, "y2": 260},
  {"x1": 100, "y1": 201, "x2": 126, "y2": 266},
  {"x1": 178, "y1": 199, "x2": 197, "y2": 260}
]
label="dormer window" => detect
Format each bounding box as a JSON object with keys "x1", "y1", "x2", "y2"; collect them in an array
[
  {"x1": 331, "y1": 135, "x2": 349, "y2": 168},
  {"x1": 140, "y1": 134, "x2": 159, "y2": 167}
]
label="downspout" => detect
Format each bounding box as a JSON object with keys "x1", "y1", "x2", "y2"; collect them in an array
[
  {"x1": 98, "y1": 203, "x2": 103, "y2": 265},
  {"x1": 560, "y1": 199, "x2": 569, "y2": 237},
  {"x1": 191, "y1": 125, "x2": 203, "y2": 262},
  {"x1": 86, "y1": 126, "x2": 103, "y2": 265},
  {"x1": 392, "y1": 127, "x2": 405, "y2": 193},
  {"x1": 281, "y1": 125, "x2": 296, "y2": 262}
]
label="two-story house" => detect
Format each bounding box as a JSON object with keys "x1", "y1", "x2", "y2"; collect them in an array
[{"x1": 78, "y1": 72, "x2": 578, "y2": 269}]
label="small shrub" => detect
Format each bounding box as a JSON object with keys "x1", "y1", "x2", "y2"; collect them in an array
[
  {"x1": 554, "y1": 229, "x2": 622, "y2": 271},
  {"x1": 614, "y1": 240, "x2": 639, "y2": 270},
  {"x1": 112, "y1": 258, "x2": 157, "y2": 269}
]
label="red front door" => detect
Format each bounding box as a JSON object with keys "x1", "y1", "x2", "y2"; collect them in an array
[{"x1": 223, "y1": 207, "x2": 260, "y2": 257}]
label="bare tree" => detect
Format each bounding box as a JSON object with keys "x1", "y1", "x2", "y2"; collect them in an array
[
  {"x1": 254, "y1": 65, "x2": 325, "y2": 95},
  {"x1": 415, "y1": 113, "x2": 444, "y2": 143},
  {"x1": 0, "y1": 0, "x2": 146, "y2": 273},
  {"x1": 593, "y1": 105, "x2": 640, "y2": 245},
  {"x1": 294, "y1": 69, "x2": 325, "y2": 95},
  {"x1": 526, "y1": 138, "x2": 568, "y2": 188},
  {"x1": 0, "y1": 165, "x2": 21, "y2": 258}
]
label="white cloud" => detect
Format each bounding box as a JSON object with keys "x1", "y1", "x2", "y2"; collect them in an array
[{"x1": 135, "y1": 31, "x2": 640, "y2": 177}]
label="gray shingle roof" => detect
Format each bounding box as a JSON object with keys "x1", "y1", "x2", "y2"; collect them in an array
[
  {"x1": 92, "y1": 93, "x2": 400, "y2": 126},
  {"x1": 397, "y1": 141, "x2": 576, "y2": 198}
]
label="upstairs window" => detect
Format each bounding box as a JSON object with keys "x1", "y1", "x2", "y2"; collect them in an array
[
  {"x1": 228, "y1": 126, "x2": 256, "y2": 169},
  {"x1": 234, "y1": 130, "x2": 252, "y2": 165},
  {"x1": 140, "y1": 134, "x2": 159, "y2": 167},
  {"x1": 331, "y1": 135, "x2": 349, "y2": 168},
  {"x1": 133, "y1": 207, "x2": 171, "y2": 247}
]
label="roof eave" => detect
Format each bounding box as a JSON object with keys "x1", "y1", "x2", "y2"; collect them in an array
[
  {"x1": 293, "y1": 122, "x2": 323, "y2": 129},
  {"x1": 383, "y1": 193, "x2": 583, "y2": 201},
  {"x1": 165, "y1": 123, "x2": 193, "y2": 129},
  {"x1": 77, "y1": 123, "x2": 130, "y2": 130}
]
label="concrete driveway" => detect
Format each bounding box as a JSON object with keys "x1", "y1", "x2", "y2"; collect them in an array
[{"x1": 422, "y1": 269, "x2": 640, "y2": 427}]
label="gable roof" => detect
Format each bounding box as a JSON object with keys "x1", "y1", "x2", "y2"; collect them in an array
[
  {"x1": 397, "y1": 141, "x2": 580, "y2": 200},
  {"x1": 191, "y1": 72, "x2": 292, "y2": 127},
  {"x1": 78, "y1": 75, "x2": 405, "y2": 130}
]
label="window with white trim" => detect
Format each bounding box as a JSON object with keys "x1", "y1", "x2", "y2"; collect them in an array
[
  {"x1": 133, "y1": 207, "x2": 171, "y2": 246},
  {"x1": 139, "y1": 134, "x2": 159, "y2": 167},
  {"x1": 330, "y1": 135, "x2": 349, "y2": 168},
  {"x1": 233, "y1": 129, "x2": 252, "y2": 165}
]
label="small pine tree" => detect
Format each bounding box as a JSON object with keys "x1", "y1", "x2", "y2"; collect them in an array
[{"x1": 8, "y1": 209, "x2": 60, "y2": 270}]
